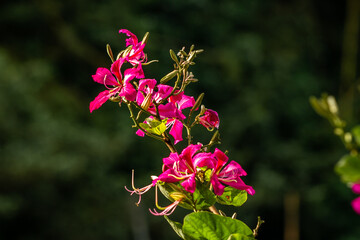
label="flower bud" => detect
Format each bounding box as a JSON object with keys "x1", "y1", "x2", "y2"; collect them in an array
[
  {"x1": 141, "y1": 92, "x2": 152, "y2": 110},
  {"x1": 169, "y1": 192, "x2": 186, "y2": 201},
  {"x1": 199, "y1": 109, "x2": 220, "y2": 130}
]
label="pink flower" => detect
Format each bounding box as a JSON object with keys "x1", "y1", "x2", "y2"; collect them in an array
[
  {"x1": 352, "y1": 183, "x2": 360, "y2": 194},
  {"x1": 135, "y1": 81, "x2": 195, "y2": 144},
  {"x1": 199, "y1": 109, "x2": 220, "y2": 130},
  {"x1": 119, "y1": 29, "x2": 147, "y2": 66},
  {"x1": 154, "y1": 144, "x2": 214, "y2": 193},
  {"x1": 210, "y1": 148, "x2": 255, "y2": 196},
  {"x1": 351, "y1": 196, "x2": 360, "y2": 215},
  {"x1": 89, "y1": 58, "x2": 140, "y2": 113}
]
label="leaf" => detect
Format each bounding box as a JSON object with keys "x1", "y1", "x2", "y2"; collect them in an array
[
  {"x1": 192, "y1": 181, "x2": 216, "y2": 210},
  {"x1": 183, "y1": 212, "x2": 254, "y2": 240},
  {"x1": 352, "y1": 125, "x2": 360, "y2": 146},
  {"x1": 164, "y1": 215, "x2": 185, "y2": 239},
  {"x1": 157, "y1": 182, "x2": 193, "y2": 210},
  {"x1": 227, "y1": 233, "x2": 255, "y2": 240},
  {"x1": 139, "y1": 118, "x2": 167, "y2": 135},
  {"x1": 216, "y1": 187, "x2": 248, "y2": 207},
  {"x1": 335, "y1": 154, "x2": 360, "y2": 183}
]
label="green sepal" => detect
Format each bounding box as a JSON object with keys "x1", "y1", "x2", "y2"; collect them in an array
[
  {"x1": 139, "y1": 118, "x2": 167, "y2": 135},
  {"x1": 335, "y1": 154, "x2": 360, "y2": 183},
  {"x1": 164, "y1": 215, "x2": 185, "y2": 239},
  {"x1": 182, "y1": 212, "x2": 255, "y2": 240},
  {"x1": 216, "y1": 187, "x2": 248, "y2": 207}
]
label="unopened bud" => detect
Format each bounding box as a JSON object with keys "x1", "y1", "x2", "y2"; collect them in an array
[
  {"x1": 106, "y1": 44, "x2": 115, "y2": 62},
  {"x1": 160, "y1": 70, "x2": 178, "y2": 84},
  {"x1": 344, "y1": 132, "x2": 352, "y2": 143},
  {"x1": 141, "y1": 32, "x2": 149, "y2": 44},
  {"x1": 327, "y1": 96, "x2": 338, "y2": 114},
  {"x1": 169, "y1": 49, "x2": 179, "y2": 65},
  {"x1": 141, "y1": 93, "x2": 152, "y2": 110},
  {"x1": 169, "y1": 192, "x2": 186, "y2": 201}
]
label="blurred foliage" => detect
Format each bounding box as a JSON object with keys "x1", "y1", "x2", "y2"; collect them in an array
[{"x1": 1, "y1": 0, "x2": 360, "y2": 239}]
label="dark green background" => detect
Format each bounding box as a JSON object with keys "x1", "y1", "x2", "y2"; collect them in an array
[{"x1": 1, "y1": 0, "x2": 360, "y2": 239}]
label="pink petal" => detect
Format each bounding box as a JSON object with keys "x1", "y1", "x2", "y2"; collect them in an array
[
  {"x1": 220, "y1": 177, "x2": 255, "y2": 195},
  {"x1": 193, "y1": 152, "x2": 215, "y2": 169},
  {"x1": 169, "y1": 119, "x2": 183, "y2": 145},
  {"x1": 219, "y1": 160, "x2": 247, "y2": 178},
  {"x1": 119, "y1": 29, "x2": 138, "y2": 46},
  {"x1": 92, "y1": 68, "x2": 118, "y2": 86},
  {"x1": 177, "y1": 95, "x2": 195, "y2": 110},
  {"x1": 181, "y1": 174, "x2": 196, "y2": 193},
  {"x1": 157, "y1": 103, "x2": 178, "y2": 118},
  {"x1": 110, "y1": 58, "x2": 125, "y2": 81},
  {"x1": 163, "y1": 152, "x2": 180, "y2": 168},
  {"x1": 138, "y1": 79, "x2": 157, "y2": 92},
  {"x1": 352, "y1": 183, "x2": 360, "y2": 194},
  {"x1": 213, "y1": 148, "x2": 229, "y2": 172},
  {"x1": 351, "y1": 196, "x2": 360, "y2": 215},
  {"x1": 89, "y1": 90, "x2": 115, "y2": 113},
  {"x1": 153, "y1": 169, "x2": 182, "y2": 184},
  {"x1": 136, "y1": 129, "x2": 145, "y2": 137},
  {"x1": 119, "y1": 83, "x2": 137, "y2": 101},
  {"x1": 210, "y1": 175, "x2": 225, "y2": 196}
]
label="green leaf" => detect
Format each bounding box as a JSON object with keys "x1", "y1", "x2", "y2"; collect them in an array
[
  {"x1": 139, "y1": 118, "x2": 167, "y2": 135},
  {"x1": 183, "y1": 212, "x2": 254, "y2": 240},
  {"x1": 164, "y1": 215, "x2": 185, "y2": 239},
  {"x1": 227, "y1": 233, "x2": 255, "y2": 240},
  {"x1": 157, "y1": 182, "x2": 193, "y2": 210},
  {"x1": 192, "y1": 181, "x2": 216, "y2": 210},
  {"x1": 216, "y1": 187, "x2": 248, "y2": 207},
  {"x1": 352, "y1": 125, "x2": 360, "y2": 146},
  {"x1": 335, "y1": 154, "x2": 360, "y2": 183}
]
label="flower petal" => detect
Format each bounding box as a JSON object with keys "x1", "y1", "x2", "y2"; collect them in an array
[
  {"x1": 169, "y1": 119, "x2": 183, "y2": 145},
  {"x1": 210, "y1": 175, "x2": 226, "y2": 196},
  {"x1": 181, "y1": 174, "x2": 196, "y2": 193},
  {"x1": 89, "y1": 90, "x2": 115, "y2": 113},
  {"x1": 92, "y1": 68, "x2": 118, "y2": 86},
  {"x1": 351, "y1": 196, "x2": 360, "y2": 215},
  {"x1": 352, "y1": 183, "x2": 360, "y2": 194},
  {"x1": 119, "y1": 29, "x2": 138, "y2": 46}
]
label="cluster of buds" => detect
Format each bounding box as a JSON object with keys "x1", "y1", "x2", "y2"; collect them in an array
[{"x1": 90, "y1": 29, "x2": 254, "y2": 217}]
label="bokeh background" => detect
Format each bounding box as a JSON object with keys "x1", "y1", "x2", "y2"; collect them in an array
[{"x1": 1, "y1": 0, "x2": 360, "y2": 239}]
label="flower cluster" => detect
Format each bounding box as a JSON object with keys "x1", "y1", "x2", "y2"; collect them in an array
[{"x1": 90, "y1": 29, "x2": 254, "y2": 218}]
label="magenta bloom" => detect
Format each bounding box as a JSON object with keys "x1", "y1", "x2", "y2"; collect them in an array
[
  {"x1": 352, "y1": 196, "x2": 360, "y2": 215},
  {"x1": 119, "y1": 29, "x2": 147, "y2": 66},
  {"x1": 352, "y1": 183, "x2": 360, "y2": 194},
  {"x1": 210, "y1": 148, "x2": 255, "y2": 196},
  {"x1": 135, "y1": 81, "x2": 195, "y2": 144},
  {"x1": 199, "y1": 109, "x2": 220, "y2": 130},
  {"x1": 90, "y1": 58, "x2": 141, "y2": 113},
  {"x1": 154, "y1": 144, "x2": 214, "y2": 193}
]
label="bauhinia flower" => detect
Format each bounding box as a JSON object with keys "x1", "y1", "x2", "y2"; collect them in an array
[
  {"x1": 135, "y1": 80, "x2": 195, "y2": 144},
  {"x1": 90, "y1": 58, "x2": 142, "y2": 113},
  {"x1": 119, "y1": 29, "x2": 147, "y2": 66},
  {"x1": 210, "y1": 148, "x2": 255, "y2": 196},
  {"x1": 199, "y1": 109, "x2": 220, "y2": 130},
  {"x1": 154, "y1": 144, "x2": 214, "y2": 193}
]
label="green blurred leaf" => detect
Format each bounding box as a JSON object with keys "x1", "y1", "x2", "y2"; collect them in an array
[
  {"x1": 335, "y1": 154, "x2": 360, "y2": 183},
  {"x1": 351, "y1": 125, "x2": 360, "y2": 146},
  {"x1": 183, "y1": 212, "x2": 254, "y2": 240},
  {"x1": 164, "y1": 216, "x2": 185, "y2": 239},
  {"x1": 216, "y1": 187, "x2": 248, "y2": 207}
]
